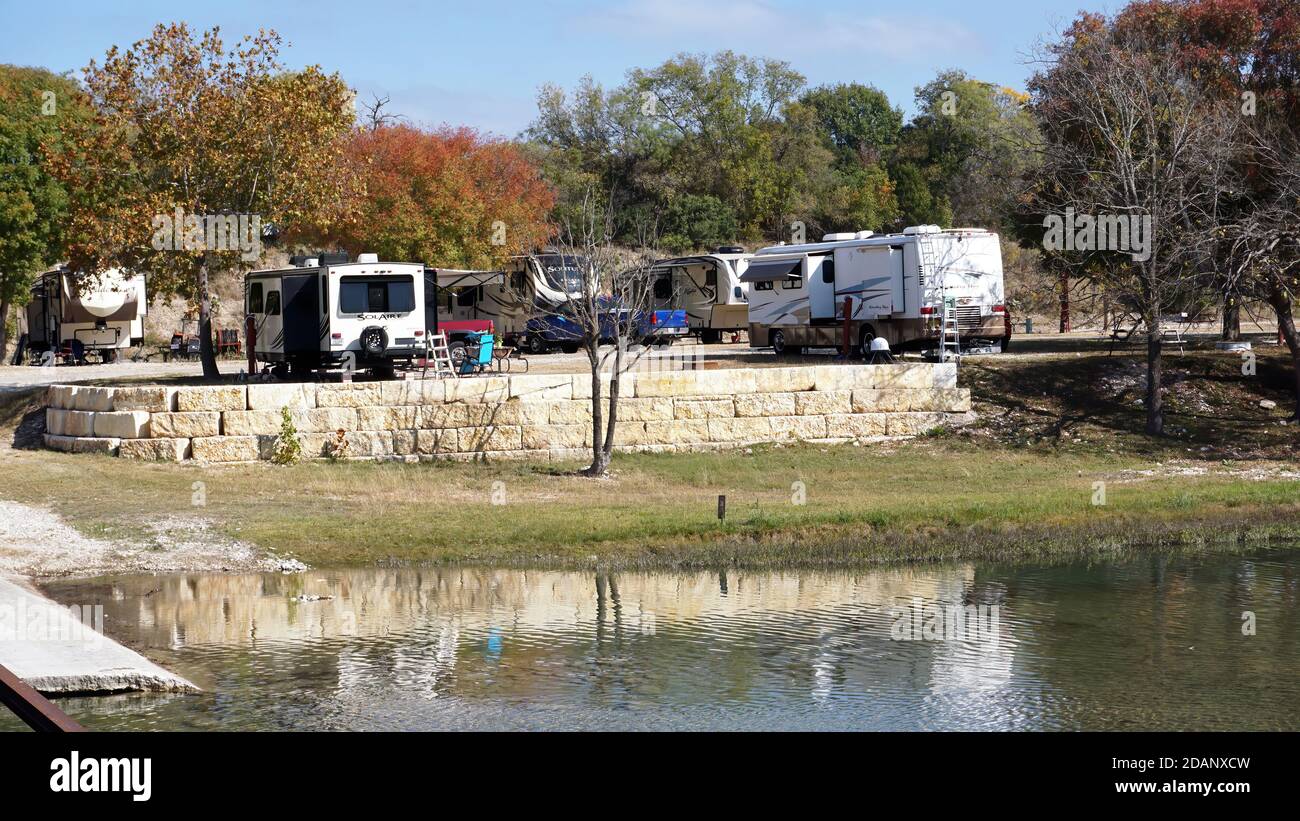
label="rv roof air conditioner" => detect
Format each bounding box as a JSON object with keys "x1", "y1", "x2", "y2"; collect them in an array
[
  {"x1": 902, "y1": 225, "x2": 942, "y2": 235},
  {"x1": 716, "y1": 246, "x2": 746, "y2": 254},
  {"x1": 304, "y1": 258, "x2": 319, "y2": 267},
  {"x1": 357, "y1": 253, "x2": 379, "y2": 264},
  {"x1": 822, "y1": 233, "x2": 856, "y2": 242},
  {"x1": 855, "y1": 230, "x2": 874, "y2": 239}
]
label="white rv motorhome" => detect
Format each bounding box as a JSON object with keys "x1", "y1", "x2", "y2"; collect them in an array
[
  {"x1": 434, "y1": 252, "x2": 586, "y2": 354},
  {"x1": 744, "y1": 226, "x2": 1009, "y2": 357},
  {"x1": 647, "y1": 247, "x2": 751, "y2": 342},
  {"x1": 25, "y1": 267, "x2": 147, "y2": 363},
  {"x1": 246, "y1": 253, "x2": 425, "y2": 376}
]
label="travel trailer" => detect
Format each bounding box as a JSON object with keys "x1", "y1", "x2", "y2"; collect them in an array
[
  {"x1": 432, "y1": 252, "x2": 585, "y2": 354},
  {"x1": 25, "y1": 267, "x2": 147, "y2": 363},
  {"x1": 245, "y1": 253, "x2": 425, "y2": 376},
  {"x1": 743, "y1": 226, "x2": 1009, "y2": 357},
  {"x1": 647, "y1": 247, "x2": 751, "y2": 342}
]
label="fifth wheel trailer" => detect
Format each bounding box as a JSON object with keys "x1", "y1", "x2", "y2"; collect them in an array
[
  {"x1": 646, "y1": 248, "x2": 751, "y2": 342},
  {"x1": 743, "y1": 226, "x2": 1009, "y2": 357},
  {"x1": 25, "y1": 267, "x2": 147, "y2": 363}
]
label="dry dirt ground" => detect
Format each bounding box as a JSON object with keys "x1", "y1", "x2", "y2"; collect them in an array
[{"x1": 0, "y1": 498, "x2": 305, "y2": 579}]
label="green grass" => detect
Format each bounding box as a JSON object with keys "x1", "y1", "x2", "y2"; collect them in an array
[{"x1": 2, "y1": 437, "x2": 1298, "y2": 569}]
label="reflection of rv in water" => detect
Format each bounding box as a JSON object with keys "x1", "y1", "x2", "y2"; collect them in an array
[
  {"x1": 246, "y1": 253, "x2": 426, "y2": 377},
  {"x1": 647, "y1": 247, "x2": 751, "y2": 342},
  {"x1": 743, "y1": 226, "x2": 1009, "y2": 357},
  {"x1": 433, "y1": 252, "x2": 586, "y2": 354},
  {"x1": 24, "y1": 267, "x2": 147, "y2": 363}
]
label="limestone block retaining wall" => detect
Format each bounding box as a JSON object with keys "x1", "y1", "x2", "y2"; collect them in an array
[{"x1": 41, "y1": 363, "x2": 971, "y2": 464}]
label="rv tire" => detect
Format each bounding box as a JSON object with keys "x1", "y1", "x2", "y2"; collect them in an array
[
  {"x1": 771, "y1": 330, "x2": 801, "y2": 357},
  {"x1": 560, "y1": 342, "x2": 580, "y2": 354},
  {"x1": 448, "y1": 340, "x2": 468, "y2": 368},
  {"x1": 526, "y1": 335, "x2": 548, "y2": 355},
  {"x1": 700, "y1": 329, "x2": 721, "y2": 344},
  {"x1": 857, "y1": 326, "x2": 878, "y2": 359}
]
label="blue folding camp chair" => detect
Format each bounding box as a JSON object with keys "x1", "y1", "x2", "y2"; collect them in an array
[{"x1": 459, "y1": 331, "x2": 495, "y2": 375}]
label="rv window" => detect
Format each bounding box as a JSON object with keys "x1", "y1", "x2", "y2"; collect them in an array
[
  {"x1": 511, "y1": 271, "x2": 526, "y2": 293},
  {"x1": 653, "y1": 275, "x2": 672, "y2": 300},
  {"x1": 705, "y1": 267, "x2": 717, "y2": 287},
  {"x1": 782, "y1": 277, "x2": 802, "y2": 289},
  {"x1": 821, "y1": 258, "x2": 835, "y2": 284},
  {"x1": 755, "y1": 281, "x2": 774, "y2": 291},
  {"x1": 456, "y1": 288, "x2": 477, "y2": 308},
  {"x1": 265, "y1": 290, "x2": 281, "y2": 316},
  {"x1": 249, "y1": 282, "x2": 264, "y2": 314},
  {"x1": 320, "y1": 275, "x2": 327, "y2": 315},
  {"x1": 340, "y1": 276, "x2": 416, "y2": 313}
]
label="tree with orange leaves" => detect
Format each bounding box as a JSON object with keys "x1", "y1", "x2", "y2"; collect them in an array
[{"x1": 337, "y1": 125, "x2": 553, "y2": 268}]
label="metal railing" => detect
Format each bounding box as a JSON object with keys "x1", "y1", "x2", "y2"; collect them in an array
[{"x1": 0, "y1": 663, "x2": 84, "y2": 732}]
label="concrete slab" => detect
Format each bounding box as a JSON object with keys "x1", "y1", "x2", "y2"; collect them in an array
[{"x1": 0, "y1": 577, "x2": 197, "y2": 694}]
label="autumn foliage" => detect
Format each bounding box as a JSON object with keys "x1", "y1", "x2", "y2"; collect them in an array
[{"x1": 338, "y1": 125, "x2": 554, "y2": 269}]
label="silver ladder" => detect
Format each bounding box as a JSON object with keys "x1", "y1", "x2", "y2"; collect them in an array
[
  {"x1": 918, "y1": 233, "x2": 959, "y2": 363},
  {"x1": 426, "y1": 332, "x2": 458, "y2": 379}
]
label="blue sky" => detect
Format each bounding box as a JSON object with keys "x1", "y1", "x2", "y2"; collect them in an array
[{"x1": 0, "y1": 0, "x2": 1115, "y2": 136}]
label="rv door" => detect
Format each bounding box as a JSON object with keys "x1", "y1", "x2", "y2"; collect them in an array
[
  {"x1": 809, "y1": 255, "x2": 836, "y2": 320},
  {"x1": 281, "y1": 274, "x2": 322, "y2": 357}
]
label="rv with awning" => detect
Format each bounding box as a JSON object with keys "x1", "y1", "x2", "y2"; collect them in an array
[
  {"x1": 431, "y1": 252, "x2": 587, "y2": 354},
  {"x1": 743, "y1": 226, "x2": 1009, "y2": 357},
  {"x1": 246, "y1": 253, "x2": 425, "y2": 377},
  {"x1": 647, "y1": 247, "x2": 751, "y2": 342},
  {"x1": 25, "y1": 267, "x2": 147, "y2": 363}
]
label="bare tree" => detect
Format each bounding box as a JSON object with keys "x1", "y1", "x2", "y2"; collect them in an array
[
  {"x1": 361, "y1": 93, "x2": 403, "y2": 131},
  {"x1": 1029, "y1": 24, "x2": 1242, "y2": 434},
  {"x1": 553, "y1": 187, "x2": 668, "y2": 476}
]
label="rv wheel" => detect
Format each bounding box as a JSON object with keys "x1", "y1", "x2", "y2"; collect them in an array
[
  {"x1": 857, "y1": 326, "x2": 878, "y2": 359},
  {"x1": 360, "y1": 326, "x2": 388, "y2": 357},
  {"x1": 771, "y1": 330, "x2": 801, "y2": 357},
  {"x1": 560, "y1": 342, "x2": 580, "y2": 354},
  {"x1": 526, "y1": 335, "x2": 548, "y2": 355},
  {"x1": 701, "y1": 329, "x2": 721, "y2": 344}
]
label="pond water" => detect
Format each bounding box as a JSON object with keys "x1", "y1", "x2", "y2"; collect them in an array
[{"x1": 10, "y1": 547, "x2": 1300, "y2": 731}]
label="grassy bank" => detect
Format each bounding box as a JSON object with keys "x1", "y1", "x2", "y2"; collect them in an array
[
  {"x1": 3, "y1": 346, "x2": 1299, "y2": 571},
  {"x1": 1, "y1": 434, "x2": 1298, "y2": 570}
]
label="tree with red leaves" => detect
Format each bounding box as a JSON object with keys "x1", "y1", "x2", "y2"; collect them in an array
[{"x1": 337, "y1": 125, "x2": 554, "y2": 268}]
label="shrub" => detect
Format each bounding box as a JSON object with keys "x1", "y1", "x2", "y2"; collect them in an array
[{"x1": 270, "y1": 407, "x2": 302, "y2": 465}]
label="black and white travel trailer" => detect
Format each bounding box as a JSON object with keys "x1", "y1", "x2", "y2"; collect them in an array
[
  {"x1": 246, "y1": 253, "x2": 426, "y2": 376},
  {"x1": 433, "y1": 252, "x2": 587, "y2": 354},
  {"x1": 647, "y1": 247, "x2": 751, "y2": 343},
  {"x1": 743, "y1": 226, "x2": 1009, "y2": 357},
  {"x1": 25, "y1": 267, "x2": 147, "y2": 363}
]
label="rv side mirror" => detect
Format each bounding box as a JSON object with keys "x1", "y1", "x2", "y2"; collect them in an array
[{"x1": 734, "y1": 286, "x2": 743, "y2": 299}]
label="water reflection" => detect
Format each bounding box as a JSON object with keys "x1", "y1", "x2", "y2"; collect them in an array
[{"x1": 15, "y1": 549, "x2": 1300, "y2": 731}]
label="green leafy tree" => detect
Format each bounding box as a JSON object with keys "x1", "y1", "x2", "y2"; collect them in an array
[
  {"x1": 0, "y1": 66, "x2": 88, "y2": 361},
  {"x1": 50, "y1": 23, "x2": 361, "y2": 377},
  {"x1": 659, "y1": 193, "x2": 738, "y2": 253}
]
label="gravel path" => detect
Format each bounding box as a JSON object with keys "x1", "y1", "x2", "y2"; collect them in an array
[{"x1": 0, "y1": 499, "x2": 304, "y2": 579}]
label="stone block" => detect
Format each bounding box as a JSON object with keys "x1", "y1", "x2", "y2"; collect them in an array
[
  {"x1": 415, "y1": 429, "x2": 459, "y2": 455},
  {"x1": 112, "y1": 385, "x2": 175, "y2": 412},
  {"x1": 62, "y1": 411, "x2": 96, "y2": 437},
  {"x1": 522, "y1": 424, "x2": 591, "y2": 450},
  {"x1": 379, "y1": 380, "x2": 444, "y2": 406},
  {"x1": 119, "y1": 438, "x2": 190, "y2": 461},
  {"x1": 445, "y1": 377, "x2": 509, "y2": 404},
  {"x1": 885, "y1": 412, "x2": 947, "y2": 436},
  {"x1": 176, "y1": 385, "x2": 247, "y2": 412},
  {"x1": 674, "y1": 398, "x2": 735, "y2": 419},
  {"x1": 43, "y1": 434, "x2": 76, "y2": 452},
  {"x1": 706, "y1": 417, "x2": 772, "y2": 442},
  {"x1": 191, "y1": 435, "x2": 260, "y2": 462},
  {"x1": 643, "y1": 419, "x2": 710, "y2": 445},
  {"x1": 769, "y1": 415, "x2": 828, "y2": 440},
  {"x1": 851, "y1": 389, "x2": 915, "y2": 413},
  {"x1": 548, "y1": 400, "x2": 594, "y2": 425},
  {"x1": 826, "y1": 413, "x2": 887, "y2": 438},
  {"x1": 872, "y1": 363, "x2": 933, "y2": 390},
  {"x1": 733, "y1": 392, "x2": 797, "y2": 417},
  {"x1": 315, "y1": 383, "x2": 384, "y2": 408},
  {"x1": 457, "y1": 425, "x2": 523, "y2": 453},
  {"x1": 509, "y1": 374, "x2": 573, "y2": 401},
  {"x1": 794, "y1": 391, "x2": 851, "y2": 415},
  {"x1": 246, "y1": 382, "x2": 318, "y2": 410},
  {"x1": 71, "y1": 437, "x2": 121, "y2": 455},
  {"x1": 93, "y1": 411, "x2": 151, "y2": 439},
  {"x1": 753, "y1": 366, "x2": 816, "y2": 393},
  {"x1": 150, "y1": 412, "x2": 221, "y2": 438},
  {"x1": 72, "y1": 387, "x2": 115, "y2": 412}
]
